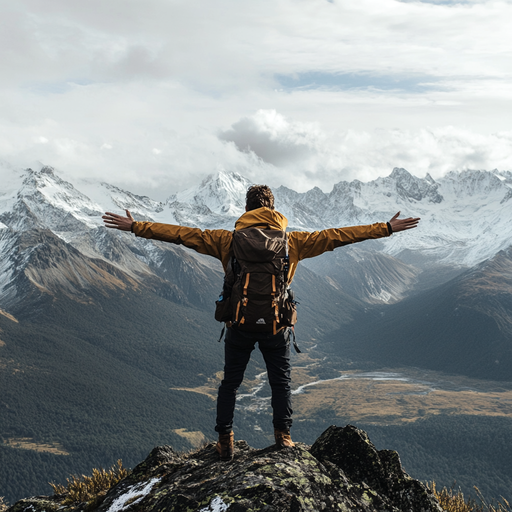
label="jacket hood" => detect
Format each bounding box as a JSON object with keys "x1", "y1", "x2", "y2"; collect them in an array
[{"x1": 235, "y1": 207, "x2": 288, "y2": 231}]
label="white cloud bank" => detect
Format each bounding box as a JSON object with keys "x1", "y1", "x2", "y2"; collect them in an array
[
  {"x1": 0, "y1": 0, "x2": 511, "y2": 197},
  {"x1": 218, "y1": 110, "x2": 512, "y2": 192}
]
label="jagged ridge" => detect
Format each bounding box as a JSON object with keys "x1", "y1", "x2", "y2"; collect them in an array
[{"x1": 8, "y1": 426, "x2": 442, "y2": 512}]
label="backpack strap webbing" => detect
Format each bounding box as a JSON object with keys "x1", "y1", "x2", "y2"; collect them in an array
[
  {"x1": 217, "y1": 324, "x2": 226, "y2": 343},
  {"x1": 291, "y1": 326, "x2": 301, "y2": 353}
]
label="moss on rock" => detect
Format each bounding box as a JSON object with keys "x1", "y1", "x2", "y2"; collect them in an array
[{"x1": 7, "y1": 426, "x2": 443, "y2": 512}]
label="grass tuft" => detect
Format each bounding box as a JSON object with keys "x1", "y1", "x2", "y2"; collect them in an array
[
  {"x1": 0, "y1": 496, "x2": 9, "y2": 512},
  {"x1": 49, "y1": 459, "x2": 129, "y2": 505},
  {"x1": 429, "y1": 482, "x2": 511, "y2": 512}
]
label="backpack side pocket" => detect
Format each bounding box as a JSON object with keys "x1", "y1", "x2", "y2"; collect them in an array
[
  {"x1": 280, "y1": 293, "x2": 298, "y2": 327},
  {"x1": 215, "y1": 295, "x2": 232, "y2": 323}
]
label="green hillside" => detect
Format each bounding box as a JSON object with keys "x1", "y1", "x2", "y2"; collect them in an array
[
  {"x1": 323, "y1": 251, "x2": 512, "y2": 381},
  {"x1": 0, "y1": 290, "x2": 221, "y2": 502}
]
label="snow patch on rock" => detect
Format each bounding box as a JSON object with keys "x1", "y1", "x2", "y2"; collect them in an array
[{"x1": 106, "y1": 477, "x2": 161, "y2": 512}]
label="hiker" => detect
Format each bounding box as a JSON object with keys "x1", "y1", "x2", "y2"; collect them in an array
[{"x1": 103, "y1": 185, "x2": 420, "y2": 461}]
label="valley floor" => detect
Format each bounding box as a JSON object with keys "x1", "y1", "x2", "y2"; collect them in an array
[{"x1": 172, "y1": 357, "x2": 512, "y2": 427}]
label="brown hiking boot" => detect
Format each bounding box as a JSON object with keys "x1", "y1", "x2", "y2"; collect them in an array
[
  {"x1": 216, "y1": 431, "x2": 234, "y2": 461},
  {"x1": 274, "y1": 428, "x2": 295, "y2": 448}
]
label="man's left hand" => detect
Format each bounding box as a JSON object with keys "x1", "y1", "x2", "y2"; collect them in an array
[{"x1": 102, "y1": 210, "x2": 135, "y2": 231}]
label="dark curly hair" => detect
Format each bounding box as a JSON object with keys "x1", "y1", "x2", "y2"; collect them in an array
[{"x1": 245, "y1": 185, "x2": 275, "y2": 211}]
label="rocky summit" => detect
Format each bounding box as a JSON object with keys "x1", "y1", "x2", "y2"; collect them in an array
[{"x1": 8, "y1": 425, "x2": 442, "y2": 512}]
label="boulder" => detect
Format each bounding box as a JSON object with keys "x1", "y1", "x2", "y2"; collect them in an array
[{"x1": 7, "y1": 426, "x2": 442, "y2": 512}]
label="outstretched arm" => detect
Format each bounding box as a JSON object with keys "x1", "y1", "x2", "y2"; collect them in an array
[
  {"x1": 289, "y1": 213, "x2": 420, "y2": 265},
  {"x1": 102, "y1": 210, "x2": 135, "y2": 231},
  {"x1": 388, "y1": 212, "x2": 420, "y2": 233},
  {"x1": 102, "y1": 210, "x2": 233, "y2": 268}
]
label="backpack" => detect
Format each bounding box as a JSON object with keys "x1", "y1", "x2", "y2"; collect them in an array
[{"x1": 215, "y1": 227, "x2": 298, "y2": 335}]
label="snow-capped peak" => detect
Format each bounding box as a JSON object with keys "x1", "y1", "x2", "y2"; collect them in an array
[
  {"x1": 20, "y1": 166, "x2": 103, "y2": 215},
  {"x1": 442, "y1": 169, "x2": 512, "y2": 196},
  {"x1": 0, "y1": 166, "x2": 105, "y2": 232},
  {"x1": 171, "y1": 170, "x2": 251, "y2": 217},
  {"x1": 378, "y1": 168, "x2": 443, "y2": 204}
]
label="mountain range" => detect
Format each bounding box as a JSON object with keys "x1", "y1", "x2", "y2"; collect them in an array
[
  {"x1": 1, "y1": 164, "x2": 511, "y2": 374},
  {"x1": 2, "y1": 164, "x2": 512, "y2": 305},
  {"x1": 1, "y1": 164, "x2": 512, "y2": 503}
]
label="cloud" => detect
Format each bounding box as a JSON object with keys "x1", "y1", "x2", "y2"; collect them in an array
[
  {"x1": 3, "y1": 0, "x2": 511, "y2": 87},
  {"x1": 0, "y1": 0, "x2": 511, "y2": 198},
  {"x1": 219, "y1": 110, "x2": 321, "y2": 166},
  {"x1": 1, "y1": 104, "x2": 511, "y2": 198},
  {"x1": 218, "y1": 110, "x2": 512, "y2": 192}
]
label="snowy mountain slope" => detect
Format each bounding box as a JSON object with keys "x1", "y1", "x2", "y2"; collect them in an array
[
  {"x1": 164, "y1": 166, "x2": 512, "y2": 268},
  {"x1": 0, "y1": 167, "x2": 104, "y2": 232},
  {"x1": 77, "y1": 180, "x2": 166, "y2": 224},
  {"x1": 172, "y1": 171, "x2": 250, "y2": 217},
  {"x1": 275, "y1": 167, "x2": 512, "y2": 267},
  {"x1": 304, "y1": 245, "x2": 421, "y2": 304},
  {"x1": 161, "y1": 166, "x2": 512, "y2": 267},
  {"x1": 4, "y1": 164, "x2": 510, "y2": 269},
  {"x1": 0, "y1": 166, "x2": 224, "y2": 309}
]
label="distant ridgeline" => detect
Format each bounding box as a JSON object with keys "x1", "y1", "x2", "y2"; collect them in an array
[{"x1": 0, "y1": 165, "x2": 512, "y2": 503}]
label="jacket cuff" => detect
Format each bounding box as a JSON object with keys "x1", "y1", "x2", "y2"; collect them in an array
[{"x1": 386, "y1": 222, "x2": 393, "y2": 235}]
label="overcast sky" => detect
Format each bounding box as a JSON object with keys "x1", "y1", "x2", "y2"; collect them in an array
[{"x1": 1, "y1": 0, "x2": 511, "y2": 198}]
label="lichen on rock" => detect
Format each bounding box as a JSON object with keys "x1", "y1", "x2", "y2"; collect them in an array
[{"x1": 7, "y1": 425, "x2": 442, "y2": 512}]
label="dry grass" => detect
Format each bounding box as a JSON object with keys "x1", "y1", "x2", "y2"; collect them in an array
[
  {"x1": 170, "y1": 371, "x2": 223, "y2": 401},
  {"x1": 0, "y1": 309, "x2": 18, "y2": 323},
  {"x1": 5, "y1": 437, "x2": 70, "y2": 456},
  {"x1": 171, "y1": 365, "x2": 512, "y2": 426},
  {"x1": 49, "y1": 460, "x2": 129, "y2": 504},
  {"x1": 173, "y1": 428, "x2": 207, "y2": 448},
  {"x1": 0, "y1": 496, "x2": 9, "y2": 512},
  {"x1": 291, "y1": 374, "x2": 512, "y2": 425},
  {"x1": 429, "y1": 482, "x2": 511, "y2": 512}
]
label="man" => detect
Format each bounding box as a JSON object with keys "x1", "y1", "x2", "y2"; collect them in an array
[{"x1": 103, "y1": 185, "x2": 419, "y2": 461}]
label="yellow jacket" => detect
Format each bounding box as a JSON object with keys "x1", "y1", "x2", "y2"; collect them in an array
[{"x1": 132, "y1": 208, "x2": 391, "y2": 283}]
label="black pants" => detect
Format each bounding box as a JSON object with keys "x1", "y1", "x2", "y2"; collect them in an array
[{"x1": 215, "y1": 326, "x2": 293, "y2": 434}]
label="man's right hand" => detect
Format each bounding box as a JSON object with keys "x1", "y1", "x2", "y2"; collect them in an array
[
  {"x1": 388, "y1": 212, "x2": 421, "y2": 233},
  {"x1": 102, "y1": 210, "x2": 135, "y2": 231}
]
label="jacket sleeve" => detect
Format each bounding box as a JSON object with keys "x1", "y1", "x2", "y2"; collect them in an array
[
  {"x1": 288, "y1": 222, "x2": 391, "y2": 261},
  {"x1": 132, "y1": 221, "x2": 232, "y2": 266}
]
